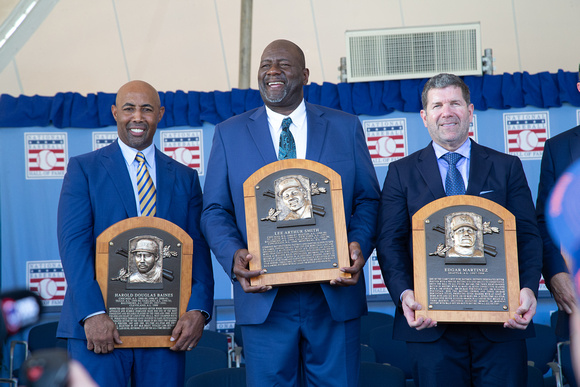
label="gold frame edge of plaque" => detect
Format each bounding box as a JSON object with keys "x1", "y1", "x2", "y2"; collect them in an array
[
  {"x1": 244, "y1": 159, "x2": 350, "y2": 286},
  {"x1": 413, "y1": 195, "x2": 520, "y2": 324},
  {"x1": 96, "y1": 217, "x2": 193, "y2": 348}
]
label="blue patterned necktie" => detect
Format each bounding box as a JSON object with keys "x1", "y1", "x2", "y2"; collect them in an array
[
  {"x1": 135, "y1": 152, "x2": 157, "y2": 216},
  {"x1": 278, "y1": 117, "x2": 296, "y2": 160},
  {"x1": 441, "y1": 152, "x2": 465, "y2": 196}
]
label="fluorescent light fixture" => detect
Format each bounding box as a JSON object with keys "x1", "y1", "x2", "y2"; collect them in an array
[
  {"x1": 0, "y1": 0, "x2": 59, "y2": 74},
  {"x1": 0, "y1": 0, "x2": 38, "y2": 49}
]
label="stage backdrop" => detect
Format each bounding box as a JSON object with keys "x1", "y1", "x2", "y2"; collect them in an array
[{"x1": 1, "y1": 71, "x2": 579, "y2": 330}]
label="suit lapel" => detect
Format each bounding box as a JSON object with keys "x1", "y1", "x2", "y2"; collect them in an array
[
  {"x1": 417, "y1": 144, "x2": 446, "y2": 198},
  {"x1": 465, "y1": 140, "x2": 492, "y2": 196},
  {"x1": 155, "y1": 149, "x2": 175, "y2": 218},
  {"x1": 100, "y1": 141, "x2": 138, "y2": 217},
  {"x1": 570, "y1": 128, "x2": 580, "y2": 162},
  {"x1": 305, "y1": 103, "x2": 327, "y2": 162},
  {"x1": 248, "y1": 107, "x2": 278, "y2": 163}
]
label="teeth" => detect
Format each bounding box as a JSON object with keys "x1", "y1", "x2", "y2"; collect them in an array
[
  {"x1": 131, "y1": 128, "x2": 144, "y2": 133},
  {"x1": 268, "y1": 81, "x2": 283, "y2": 85}
]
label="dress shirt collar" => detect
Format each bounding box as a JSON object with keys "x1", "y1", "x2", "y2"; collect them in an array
[
  {"x1": 265, "y1": 100, "x2": 307, "y2": 133},
  {"x1": 432, "y1": 138, "x2": 471, "y2": 160},
  {"x1": 118, "y1": 139, "x2": 156, "y2": 168}
]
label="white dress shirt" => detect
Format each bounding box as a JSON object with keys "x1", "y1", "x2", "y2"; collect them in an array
[{"x1": 266, "y1": 100, "x2": 308, "y2": 159}]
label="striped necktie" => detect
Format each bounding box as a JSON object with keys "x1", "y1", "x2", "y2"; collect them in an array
[
  {"x1": 441, "y1": 152, "x2": 465, "y2": 196},
  {"x1": 278, "y1": 117, "x2": 296, "y2": 160},
  {"x1": 135, "y1": 152, "x2": 156, "y2": 216}
]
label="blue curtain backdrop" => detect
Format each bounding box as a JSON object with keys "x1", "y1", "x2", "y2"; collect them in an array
[{"x1": 1, "y1": 71, "x2": 579, "y2": 129}]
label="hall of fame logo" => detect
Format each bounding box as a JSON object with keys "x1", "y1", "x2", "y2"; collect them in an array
[
  {"x1": 160, "y1": 129, "x2": 204, "y2": 175},
  {"x1": 27, "y1": 261, "x2": 67, "y2": 307},
  {"x1": 93, "y1": 132, "x2": 118, "y2": 150},
  {"x1": 25, "y1": 133, "x2": 67, "y2": 179},
  {"x1": 504, "y1": 112, "x2": 549, "y2": 159},
  {"x1": 368, "y1": 251, "x2": 388, "y2": 295},
  {"x1": 364, "y1": 118, "x2": 407, "y2": 166}
]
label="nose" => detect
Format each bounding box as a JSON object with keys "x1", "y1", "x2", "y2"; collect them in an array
[
  {"x1": 132, "y1": 109, "x2": 143, "y2": 122},
  {"x1": 441, "y1": 103, "x2": 453, "y2": 116},
  {"x1": 267, "y1": 63, "x2": 281, "y2": 75}
]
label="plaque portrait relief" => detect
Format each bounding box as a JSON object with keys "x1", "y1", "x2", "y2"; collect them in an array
[
  {"x1": 128, "y1": 237, "x2": 163, "y2": 284},
  {"x1": 275, "y1": 175, "x2": 313, "y2": 221},
  {"x1": 445, "y1": 212, "x2": 485, "y2": 263},
  {"x1": 108, "y1": 234, "x2": 180, "y2": 290}
]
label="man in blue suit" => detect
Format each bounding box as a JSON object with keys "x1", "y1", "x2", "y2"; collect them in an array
[
  {"x1": 57, "y1": 80, "x2": 213, "y2": 386},
  {"x1": 535, "y1": 73, "x2": 580, "y2": 338},
  {"x1": 201, "y1": 40, "x2": 380, "y2": 386},
  {"x1": 377, "y1": 73, "x2": 542, "y2": 387}
]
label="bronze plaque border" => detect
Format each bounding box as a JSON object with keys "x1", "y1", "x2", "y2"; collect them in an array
[
  {"x1": 413, "y1": 195, "x2": 520, "y2": 323},
  {"x1": 96, "y1": 217, "x2": 193, "y2": 347},
  {"x1": 244, "y1": 159, "x2": 350, "y2": 286}
]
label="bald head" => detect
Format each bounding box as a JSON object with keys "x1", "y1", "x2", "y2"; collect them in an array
[
  {"x1": 115, "y1": 80, "x2": 161, "y2": 109},
  {"x1": 263, "y1": 40, "x2": 306, "y2": 69},
  {"x1": 112, "y1": 80, "x2": 164, "y2": 151}
]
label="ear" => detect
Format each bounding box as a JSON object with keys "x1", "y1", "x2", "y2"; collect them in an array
[
  {"x1": 111, "y1": 105, "x2": 118, "y2": 121},
  {"x1": 157, "y1": 106, "x2": 165, "y2": 123},
  {"x1": 420, "y1": 110, "x2": 428, "y2": 127},
  {"x1": 302, "y1": 68, "x2": 310, "y2": 85}
]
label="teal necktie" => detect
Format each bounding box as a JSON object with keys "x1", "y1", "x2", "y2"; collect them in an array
[
  {"x1": 441, "y1": 152, "x2": 465, "y2": 196},
  {"x1": 278, "y1": 117, "x2": 296, "y2": 160},
  {"x1": 136, "y1": 152, "x2": 157, "y2": 216}
]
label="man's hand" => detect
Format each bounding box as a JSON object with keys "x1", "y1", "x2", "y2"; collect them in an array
[
  {"x1": 330, "y1": 242, "x2": 365, "y2": 286},
  {"x1": 84, "y1": 314, "x2": 122, "y2": 354},
  {"x1": 233, "y1": 249, "x2": 272, "y2": 293},
  {"x1": 504, "y1": 287, "x2": 537, "y2": 329},
  {"x1": 550, "y1": 272, "x2": 576, "y2": 314},
  {"x1": 401, "y1": 290, "x2": 437, "y2": 331},
  {"x1": 169, "y1": 310, "x2": 206, "y2": 351}
]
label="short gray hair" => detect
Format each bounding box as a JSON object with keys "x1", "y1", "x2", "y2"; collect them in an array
[{"x1": 421, "y1": 73, "x2": 471, "y2": 110}]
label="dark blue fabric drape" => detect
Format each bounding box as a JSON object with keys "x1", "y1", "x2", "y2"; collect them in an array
[{"x1": 1, "y1": 71, "x2": 579, "y2": 129}]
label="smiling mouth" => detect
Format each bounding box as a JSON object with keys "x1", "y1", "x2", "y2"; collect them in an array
[{"x1": 128, "y1": 126, "x2": 146, "y2": 135}]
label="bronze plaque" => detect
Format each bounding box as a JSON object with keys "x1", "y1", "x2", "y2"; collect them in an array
[
  {"x1": 413, "y1": 196, "x2": 520, "y2": 323},
  {"x1": 244, "y1": 159, "x2": 350, "y2": 286},
  {"x1": 96, "y1": 217, "x2": 192, "y2": 347}
]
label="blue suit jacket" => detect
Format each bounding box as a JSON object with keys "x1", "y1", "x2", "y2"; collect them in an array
[
  {"x1": 201, "y1": 102, "x2": 380, "y2": 325},
  {"x1": 57, "y1": 140, "x2": 213, "y2": 340},
  {"x1": 377, "y1": 140, "x2": 542, "y2": 342},
  {"x1": 536, "y1": 125, "x2": 580, "y2": 286}
]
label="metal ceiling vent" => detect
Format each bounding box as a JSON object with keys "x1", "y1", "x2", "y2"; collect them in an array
[{"x1": 345, "y1": 23, "x2": 482, "y2": 82}]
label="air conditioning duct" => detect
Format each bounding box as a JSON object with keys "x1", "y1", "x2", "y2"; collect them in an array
[{"x1": 345, "y1": 23, "x2": 482, "y2": 82}]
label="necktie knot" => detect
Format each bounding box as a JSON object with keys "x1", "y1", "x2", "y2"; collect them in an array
[
  {"x1": 136, "y1": 151, "x2": 146, "y2": 164},
  {"x1": 281, "y1": 117, "x2": 292, "y2": 131},
  {"x1": 441, "y1": 152, "x2": 462, "y2": 166},
  {"x1": 278, "y1": 117, "x2": 296, "y2": 160}
]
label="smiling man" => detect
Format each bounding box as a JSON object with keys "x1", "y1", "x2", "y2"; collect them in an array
[
  {"x1": 57, "y1": 80, "x2": 213, "y2": 387},
  {"x1": 202, "y1": 40, "x2": 380, "y2": 386},
  {"x1": 376, "y1": 73, "x2": 542, "y2": 386}
]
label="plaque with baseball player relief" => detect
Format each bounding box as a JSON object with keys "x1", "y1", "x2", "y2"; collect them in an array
[
  {"x1": 95, "y1": 217, "x2": 192, "y2": 347},
  {"x1": 413, "y1": 196, "x2": 520, "y2": 323},
  {"x1": 244, "y1": 159, "x2": 351, "y2": 286}
]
